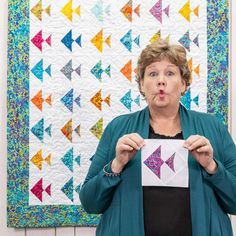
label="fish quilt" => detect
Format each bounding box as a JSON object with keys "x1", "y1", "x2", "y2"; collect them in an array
[{"x1": 7, "y1": 0, "x2": 228, "y2": 227}]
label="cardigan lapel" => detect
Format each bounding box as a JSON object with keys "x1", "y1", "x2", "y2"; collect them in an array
[
  {"x1": 180, "y1": 104, "x2": 208, "y2": 236},
  {"x1": 141, "y1": 106, "x2": 150, "y2": 139},
  {"x1": 134, "y1": 106, "x2": 150, "y2": 236}
]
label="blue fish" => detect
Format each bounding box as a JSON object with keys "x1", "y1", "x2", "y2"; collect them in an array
[
  {"x1": 91, "y1": 60, "x2": 111, "y2": 81},
  {"x1": 31, "y1": 59, "x2": 51, "y2": 82},
  {"x1": 61, "y1": 89, "x2": 81, "y2": 112},
  {"x1": 120, "y1": 89, "x2": 140, "y2": 112},
  {"x1": 31, "y1": 118, "x2": 51, "y2": 142},
  {"x1": 179, "y1": 30, "x2": 191, "y2": 52},
  {"x1": 120, "y1": 29, "x2": 140, "y2": 52},
  {"x1": 61, "y1": 177, "x2": 74, "y2": 202},
  {"x1": 61, "y1": 30, "x2": 82, "y2": 51},
  {"x1": 181, "y1": 89, "x2": 199, "y2": 109},
  {"x1": 61, "y1": 148, "x2": 74, "y2": 172},
  {"x1": 61, "y1": 89, "x2": 73, "y2": 112},
  {"x1": 179, "y1": 31, "x2": 199, "y2": 52}
]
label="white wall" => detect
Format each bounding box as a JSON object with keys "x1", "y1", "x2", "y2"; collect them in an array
[
  {"x1": 230, "y1": 0, "x2": 236, "y2": 233},
  {"x1": 0, "y1": 0, "x2": 235, "y2": 235}
]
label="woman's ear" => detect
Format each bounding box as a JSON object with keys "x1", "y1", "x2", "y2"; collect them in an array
[
  {"x1": 140, "y1": 78, "x2": 145, "y2": 93},
  {"x1": 181, "y1": 79, "x2": 186, "y2": 95}
]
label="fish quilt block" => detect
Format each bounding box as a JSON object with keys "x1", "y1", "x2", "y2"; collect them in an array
[{"x1": 142, "y1": 139, "x2": 189, "y2": 187}]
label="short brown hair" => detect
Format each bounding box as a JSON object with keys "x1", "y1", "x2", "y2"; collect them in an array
[{"x1": 136, "y1": 39, "x2": 191, "y2": 97}]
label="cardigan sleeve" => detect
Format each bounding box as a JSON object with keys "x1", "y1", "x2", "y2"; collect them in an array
[
  {"x1": 79, "y1": 121, "x2": 122, "y2": 214},
  {"x1": 202, "y1": 122, "x2": 236, "y2": 215}
]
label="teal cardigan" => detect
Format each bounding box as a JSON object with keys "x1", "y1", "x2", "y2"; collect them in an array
[{"x1": 80, "y1": 105, "x2": 236, "y2": 236}]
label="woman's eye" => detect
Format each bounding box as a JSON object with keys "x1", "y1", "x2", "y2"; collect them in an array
[
  {"x1": 149, "y1": 72, "x2": 157, "y2": 77},
  {"x1": 167, "y1": 71, "x2": 175, "y2": 76}
]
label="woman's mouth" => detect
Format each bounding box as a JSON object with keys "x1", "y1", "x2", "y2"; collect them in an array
[{"x1": 158, "y1": 90, "x2": 165, "y2": 99}]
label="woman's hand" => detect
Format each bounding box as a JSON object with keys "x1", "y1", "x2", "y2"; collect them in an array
[
  {"x1": 184, "y1": 135, "x2": 217, "y2": 174},
  {"x1": 111, "y1": 133, "x2": 145, "y2": 173}
]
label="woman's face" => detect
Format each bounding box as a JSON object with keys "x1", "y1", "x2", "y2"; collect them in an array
[{"x1": 140, "y1": 59, "x2": 186, "y2": 110}]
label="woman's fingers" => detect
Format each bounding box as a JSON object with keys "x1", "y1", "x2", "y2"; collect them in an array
[
  {"x1": 122, "y1": 137, "x2": 140, "y2": 150},
  {"x1": 184, "y1": 135, "x2": 209, "y2": 151},
  {"x1": 115, "y1": 133, "x2": 144, "y2": 168},
  {"x1": 196, "y1": 145, "x2": 211, "y2": 153},
  {"x1": 184, "y1": 135, "x2": 215, "y2": 173},
  {"x1": 119, "y1": 144, "x2": 134, "y2": 151},
  {"x1": 120, "y1": 133, "x2": 145, "y2": 150}
]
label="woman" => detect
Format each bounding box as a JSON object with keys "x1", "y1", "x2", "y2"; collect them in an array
[{"x1": 79, "y1": 39, "x2": 236, "y2": 236}]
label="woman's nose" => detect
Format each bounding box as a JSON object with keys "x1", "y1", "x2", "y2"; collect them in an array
[
  {"x1": 157, "y1": 81, "x2": 166, "y2": 86},
  {"x1": 157, "y1": 76, "x2": 166, "y2": 86}
]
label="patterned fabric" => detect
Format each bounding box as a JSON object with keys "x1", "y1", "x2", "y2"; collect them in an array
[{"x1": 7, "y1": 0, "x2": 228, "y2": 227}]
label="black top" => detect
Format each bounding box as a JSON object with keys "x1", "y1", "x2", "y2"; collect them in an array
[{"x1": 143, "y1": 126, "x2": 192, "y2": 236}]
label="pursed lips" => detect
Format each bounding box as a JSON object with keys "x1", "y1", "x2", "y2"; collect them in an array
[
  {"x1": 157, "y1": 90, "x2": 166, "y2": 99},
  {"x1": 151, "y1": 89, "x2": 167, "y2": 97}
]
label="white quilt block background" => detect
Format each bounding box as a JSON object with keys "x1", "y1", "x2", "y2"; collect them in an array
[{"x1": 142, "y1": 139, "x2": 189, "y2": 187}]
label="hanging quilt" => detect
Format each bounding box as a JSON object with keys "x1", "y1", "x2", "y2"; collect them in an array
[{"x1": 7, "y1": 0, "x2": 228, "y2": 227}]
